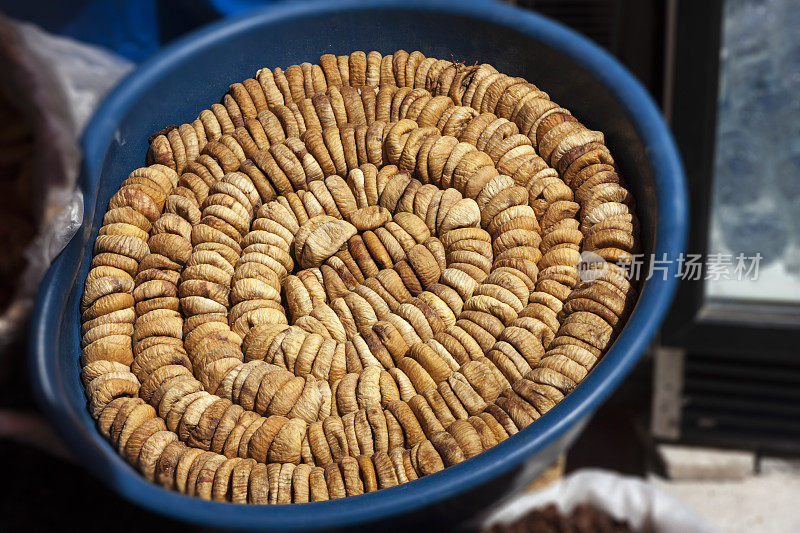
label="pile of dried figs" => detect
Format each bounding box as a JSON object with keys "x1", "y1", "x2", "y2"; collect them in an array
[{"x1": 80, "y1": 50, "x2": 637, "y2": 503}]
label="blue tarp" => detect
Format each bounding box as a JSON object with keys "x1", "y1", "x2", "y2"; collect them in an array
[{"x1": 0, "y1": 0, "x2": 281, "y2": 61}]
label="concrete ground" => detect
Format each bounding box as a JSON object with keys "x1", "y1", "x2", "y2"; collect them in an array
[{"x1": 651, "y1": 471, "x2": 800, "y2": 533}]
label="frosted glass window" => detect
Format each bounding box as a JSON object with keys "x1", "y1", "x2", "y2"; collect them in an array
[{"x1": 705, "y1": 0, "x2": 800, "y2": 303}]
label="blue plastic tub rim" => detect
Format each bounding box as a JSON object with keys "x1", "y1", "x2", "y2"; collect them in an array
[{"x1": 29, "y1": 0, "x2": 688, "y2": 530}]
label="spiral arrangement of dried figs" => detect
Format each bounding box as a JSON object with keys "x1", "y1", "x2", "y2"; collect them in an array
[{"x1": 81, "y1": 50, "x2": 639, "y2": 503}]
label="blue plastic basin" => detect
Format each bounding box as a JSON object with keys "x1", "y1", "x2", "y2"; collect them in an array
[{"x1": 29, "y1": 0, "x2": 687, "y2": 530}]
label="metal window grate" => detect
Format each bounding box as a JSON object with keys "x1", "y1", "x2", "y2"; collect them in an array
[{"x1": 680, "y1": 352, "x2": 800, "y2": 454}]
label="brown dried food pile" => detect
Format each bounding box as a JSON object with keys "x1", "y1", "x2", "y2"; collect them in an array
[
  {"x1": 80, "y1": 50, "x2": 639, "y2": 503},
  {"x1": 483, "y1": 504, "x2": 634, "y2": 533}
]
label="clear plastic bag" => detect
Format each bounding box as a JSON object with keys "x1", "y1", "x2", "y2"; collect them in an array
[
  {"x1": 0, "y1": 16, "x2": 132, "y2": 354},
  {"x1": 479, "y1": 469, "x2": 716, "y2": 533}
]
